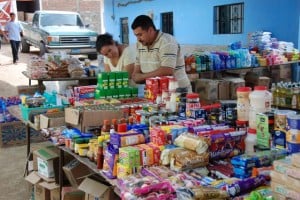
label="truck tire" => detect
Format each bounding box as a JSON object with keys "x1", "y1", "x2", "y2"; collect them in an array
[
  {"x1": 88, "y1": 53, "x2": 98, "y2": 60},
  {"x1": 21, "y1": 38, "x2": 30, "y2": 53},
  {"x1": 39, "y1": 42, "x2": 47, "y2": 57}
]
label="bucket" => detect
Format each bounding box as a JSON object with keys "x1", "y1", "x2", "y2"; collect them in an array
[
  {"x1": 286, "y1": 129, "x2": 300, "y2": 154},
  {"x1": 274, "y1": 110, "x2": 297, "y2": 130},
  {"x1": 287, "y1": 114, "x2": 300, "y2": 130}
]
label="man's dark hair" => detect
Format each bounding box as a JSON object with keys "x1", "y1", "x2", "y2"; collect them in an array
[
  {"x1": 131, "y1": 15, "x2": 156, "y2": 31},
  {"x1": 9, "y1": 12, "x2": 15, "y2": 16},
  {"x1": 96, "y1": 33, "x2": 115, "y2": 52}
]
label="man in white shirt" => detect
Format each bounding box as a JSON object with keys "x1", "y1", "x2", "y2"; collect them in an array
[{"x1": 4, "y1": 12, "x2": 23, "y2": 64}]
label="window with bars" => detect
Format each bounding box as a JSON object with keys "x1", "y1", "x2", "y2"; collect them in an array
[
  {"x1": 120, "y1": 17, "x2": 129, "y2": 45},
  {"x1": 161, "y1": 12, "x2": 173, "y2": 35},
  {"x1": 214, "y1": 3, "x2": 244, "y2": 34}
]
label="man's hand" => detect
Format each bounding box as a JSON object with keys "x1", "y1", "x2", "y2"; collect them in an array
[{"x1": 132, "y1": 72, "x2": 145, "y2": 83}]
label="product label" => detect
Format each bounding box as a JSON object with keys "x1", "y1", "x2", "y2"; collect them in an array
[{"x1": 256, "y1": 113, "x2": 270, "y2": 148}]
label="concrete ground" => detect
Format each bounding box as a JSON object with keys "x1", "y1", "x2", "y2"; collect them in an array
[
  {"x1": 0, "y1": 43, "x2": 44, "y2": 200},
  {"x1": 0, "y1": 43, "x2": 96, "y2": 200},
  {"x1": 0, "y1": 42, "x2": 50, "y2": 200}
]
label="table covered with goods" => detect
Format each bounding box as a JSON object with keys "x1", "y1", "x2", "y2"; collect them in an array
[{"x1": 16, "y1": 72, "x2": 300, "y2": 200}]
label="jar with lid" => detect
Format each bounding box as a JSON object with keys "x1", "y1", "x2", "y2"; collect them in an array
[
  {"x1": 249, "y1": 86, "x2": 272, "y2": 111},
  {"x1": 186, "y1": 93, "x2": 201, "y2": 118},
  {"x1": 248, "y1": 86, "x2": 272, "y2": 129},
  {"x1": 236, "y1": 87, "x2": 252, "y2": 121}
]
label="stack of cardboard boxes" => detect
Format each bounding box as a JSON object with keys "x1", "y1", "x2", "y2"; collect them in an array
[
  {"x1": 25, "y1": 144, "x2": 120, "y2": 200},
  {"x1": 25, "y1": 145, "x2": 63, "y2": 200}
]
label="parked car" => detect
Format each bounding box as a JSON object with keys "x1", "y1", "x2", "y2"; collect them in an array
[{"x1": 21, "y1": 10, "x2": 98, "y2": 59}]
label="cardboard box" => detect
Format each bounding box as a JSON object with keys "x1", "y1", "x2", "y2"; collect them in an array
[
  {"x1": 194, "y1": 78, "x2": 218, "y2": 101},
  {"x1": 218, "y1": 80, "x2": 230, "y2": 100},
  {"x1": 50, "y1": 187, "x2": 60, "y2": 200},
  {"x1": 35, "y1": 183, "x2": 50, "y2": 200},
  {"x1": 279, "y1": 64, "x2": 291, "y2": 79},
  {"x1": 0, "y1": 120, "x2": 44, "y2": 147},
  {"x1": 17, "y1": 84, "x2": 45, "y2": 95},
  {"x1": 40, "y1": 112, "x2": 65, "y2": 129},
  {"x1": 257, "y1": 76, "x2": 271, "y2": 88},
  {"x1": 33, "y1": 145, "x2": 59, "y2": 171},
  {"x1": 65, "y1": 107, "x2": 123, "y2": 131},
  {"x1": 63, "y1": 159, "x2": 92, "y2": 188},
  {"x1": 25, "y1": 171, "x2": 42, "y2": 185},
  {"x1": 35, "y1": 182, "x2": 59, "y2": 200},
  {"x1": 35, "y1": 147, "x2": 59, "y2": 178},
  {"x1": 223, "y1": 77, "x2": 245, "y2": 99},
  {"x1": 62, "y1": 186, "x2": 85, "y2": 200},
  {"x1": 25, "y1": 171, "x2": 59, "y2": 200},
  {"x1": 79, "y1": 177, "x2": 119, "y2": 200}
]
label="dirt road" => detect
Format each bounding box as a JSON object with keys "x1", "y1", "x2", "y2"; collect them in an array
[{"x1": 0, "y1": 43, "x2": 38, "y2": 97}]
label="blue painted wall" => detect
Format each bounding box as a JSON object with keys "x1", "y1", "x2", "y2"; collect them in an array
[{"x1": 103, "y1": 0, "x2": 300, "y2": 48}]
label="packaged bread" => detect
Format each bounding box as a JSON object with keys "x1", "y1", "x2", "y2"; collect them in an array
[
  {"x1": 192, "y1": 186, "x2": 229, "y2": 200},
  {"x1": 169, "y1": 149, "x2": 209, "y2": 171},
  {"x1": 160, "y1": 147, "x2": 183, "y2": 165},
  {"x1": 273, "y1": 158, "x2": 300, "y2": 180},
  {"x1": 291, "y1": 153, "x2": 300, "y2": 168},
  {"x1": 271, "y1": 181, "x2": 300, "y2": 199},
  {"x1": 176, "y1": 186, "x2": 229, "y2": 200},
  {"x1": 110, "y1": 130, "x2": 145, "y2": 148},
  {"x1": 174, "y1": 133, "x2": 210, "y2": 154},
  {"x1": 270, "y1": 170, "x2": 300, "y2": 193}
]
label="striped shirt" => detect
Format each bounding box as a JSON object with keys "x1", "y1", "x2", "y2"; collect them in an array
[{"x1": 136, "y1": 31, "x2": 191, "y2": 91}]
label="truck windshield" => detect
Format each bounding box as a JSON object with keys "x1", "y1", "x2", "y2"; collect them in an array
[{"x1": 40, "y1": 13, "x2": 84, "y2": 27}]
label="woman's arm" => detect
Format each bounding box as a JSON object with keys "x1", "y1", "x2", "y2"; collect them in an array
[
  {"x1": 123, "y1": 63, "x2": 134, "y2": 78},
  {"x1": 104, "y1": 64, "x2": 111, "y2": 72}
]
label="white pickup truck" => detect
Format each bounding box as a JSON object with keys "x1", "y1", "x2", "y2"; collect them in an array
[{"x1": 21, "y1": 10, "x2": 98, "y2": 59}]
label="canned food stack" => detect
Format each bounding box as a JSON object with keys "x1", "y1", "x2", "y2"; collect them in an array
[{"x1": 286, "y1": 114, "x2": 300, "y2": 153}]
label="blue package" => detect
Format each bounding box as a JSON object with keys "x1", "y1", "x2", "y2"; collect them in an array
[
  {"x1": 233, "y1": 166, "x2": 252, "y2": 176},
  {"x1": 231, "y1": 154, "x2": 258, "y2": 169}
]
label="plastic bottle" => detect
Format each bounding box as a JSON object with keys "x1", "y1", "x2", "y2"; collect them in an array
[
  {"x1": 111, "y1": 118, "x2": 118, "y2": 131},
  {"x1": 101, "y1": 120, "x2": 110, "y2": 136},
  {"x1": 96, "y1": 142, "x2": 104, "y2": 169},
  {"x1": 0, "y1": 99, "x2": 4, "y2": 123},
  {"x1": 270, "y1": 83, "x2": 277, "y2": 106},
  {"x1": 245, "y1": 128, "x2": 257, "y2": 154},
  {"x1": 285, "y1": 84, "x2": 293, "y2": 108},
  {"x1": 248, "y1": 86, "x2": 272, "y2": 129},
  {"x1": 236, "y1": 87, "x2": 252, "y2": 121},
  {"x1": 292, "y1": 83, "x2": 299, "y2": 109},
  {"x1": 278, "y1": 82, "x2": 286, "y2": 107}
]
